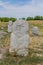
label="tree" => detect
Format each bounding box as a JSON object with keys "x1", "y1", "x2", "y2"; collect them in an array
[
  {"x1": 0, "y1": 17, "x2": 17, "y2": 22},
  {"x1": 34, "y1": 16, "x2": 41, "y2": 20},
  {"x1": 26, "y1": 17, "x2": 33, "y2": 21},
  {"x1": 10, "y1": 18, "x2": 17, "y2": 22},
  {"x1": 21, "y1": 18, "x2": 25, "y2": 20}
]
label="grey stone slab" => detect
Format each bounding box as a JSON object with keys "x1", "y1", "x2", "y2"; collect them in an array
[{"x1": 9, "y1": 20, "x2": 30, "y2": 56}]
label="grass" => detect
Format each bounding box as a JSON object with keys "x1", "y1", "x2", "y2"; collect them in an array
[{"x1": 0, "y1": 20, "x2": 43, "y2": 65}]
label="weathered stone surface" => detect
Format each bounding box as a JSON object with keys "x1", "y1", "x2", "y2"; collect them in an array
[
  {"x1": 8, "y1": 21, "x2": 13, "y2": 32},
  {"x1": 13, "y1": 20, "x2": 29, "y2": 37},
  {"x1": 9, "y1": 20, "x2": 29, "y2": 56},
  {"x1": 32, "y1": 26, "x2": 39, "y2": 36}
]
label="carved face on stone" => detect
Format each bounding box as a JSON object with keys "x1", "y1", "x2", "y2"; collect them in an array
[{"x1": 12, "y1": 20, "x2": 29, "y2": 37}]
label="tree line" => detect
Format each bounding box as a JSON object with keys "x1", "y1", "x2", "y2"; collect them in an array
[
  {"x1": 0, "y1": 17, "x2": 17, "y2": 22},
  {"x1": 21, "y1": 16, "x2": 43, "y2": 21},
  {"x1": 0, "y1": 16, "x2": 43, "y2": 22},
  {"x1": 26, "y1": 16, "x2": 43, "y2": 21}
]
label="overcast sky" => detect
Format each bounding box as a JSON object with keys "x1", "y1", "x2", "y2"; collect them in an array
[{"x1": 0, "y1": 0, "x2": 43, "y2": 18}]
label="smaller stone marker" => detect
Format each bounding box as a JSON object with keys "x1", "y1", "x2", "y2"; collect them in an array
[
  {"x1": 32, "y1": 26, "x2": 39, "y2": 36},
  {"x1": 8, "y1": 21, "x2": 13, "y2": 32}
]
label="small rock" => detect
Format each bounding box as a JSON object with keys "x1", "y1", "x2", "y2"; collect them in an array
[{"x1": 32, "y1": 26, "x2": 39, "y2": 36}]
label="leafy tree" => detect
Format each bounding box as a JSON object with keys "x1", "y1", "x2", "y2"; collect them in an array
[
  {"x1": 21, "y1": 18, "x2": 25, "y2": 20},
  {"x1": 26, "y1": 17, "x2": 33, "y2": 21},
  {"x1": 0, "y1": 17, "x2": 17, "y2": 22},
  {"x1": 34, "y1": 16, "x2": 41, "y2": 20},
  {"x1": 40, "y1": 16, "x2": 43, "y2": 20},
  {"x1": 10, "y1": 18, "x2": 17, "y2": 22}
]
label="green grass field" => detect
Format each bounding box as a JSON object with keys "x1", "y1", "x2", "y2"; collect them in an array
[{"x1": 0, "y1": 20, "x2": 43, "y2": 65}]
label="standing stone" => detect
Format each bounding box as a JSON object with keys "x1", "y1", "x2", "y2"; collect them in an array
[
  {"x1": 8, "y1": 21, "x2": 13, "y2": 32},
  {"x1": 9, "y1": 20, "x2": 29, "y2": 56},
  {"x1": 32, "y1": 26, "x2": 39, "y2": 36}
]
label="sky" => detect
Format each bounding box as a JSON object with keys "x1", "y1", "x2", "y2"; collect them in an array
[{"x1": 0, "y1": 0, "x2": 43, "y2": 18}]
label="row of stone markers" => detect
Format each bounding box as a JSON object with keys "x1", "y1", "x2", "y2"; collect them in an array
[{"x1": 8, "y1": 20, "x2": 39, "y2": 56}]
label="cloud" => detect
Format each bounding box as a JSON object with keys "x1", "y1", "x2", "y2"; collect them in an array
[{"x1": 0, "y1": 0, "x2": 43, "y2": 18}]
